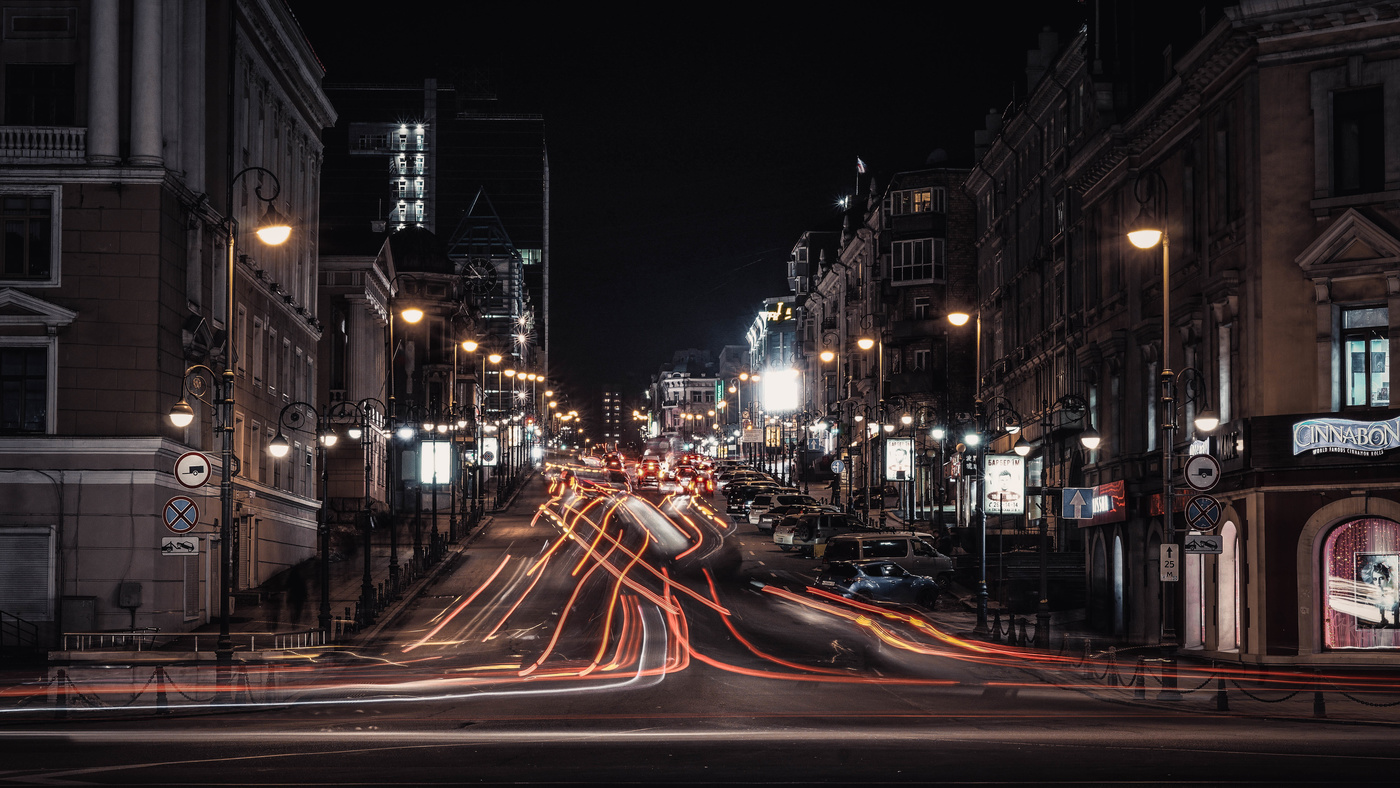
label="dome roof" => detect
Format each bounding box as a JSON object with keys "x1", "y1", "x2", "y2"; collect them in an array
[{"x1": 387, "y1": 226, "x2": 454, "y2": 275}]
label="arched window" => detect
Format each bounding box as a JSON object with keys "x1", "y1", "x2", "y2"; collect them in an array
[{"x1": 1322, "y1": 517, "x2": 1400, "y2": 650}]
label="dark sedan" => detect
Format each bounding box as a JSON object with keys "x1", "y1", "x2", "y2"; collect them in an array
[{"x1": 815, "y1": 560, "x2": 942, "y2": 609}]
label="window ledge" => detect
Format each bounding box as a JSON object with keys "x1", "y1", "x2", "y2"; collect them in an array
[{"x1": 1311, "y1": 190, "x2": 1400, "y2": 215}]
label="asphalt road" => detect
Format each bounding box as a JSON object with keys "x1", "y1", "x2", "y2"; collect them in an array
[{"x1": 2, "y1": 474, "x2": 1397, "y2": 785}]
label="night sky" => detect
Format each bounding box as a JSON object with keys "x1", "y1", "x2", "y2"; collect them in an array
[{"x1": 288, "y1": 1, "x2": 1093, "y2": 399}]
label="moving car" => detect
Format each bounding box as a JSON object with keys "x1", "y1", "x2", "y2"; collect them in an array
[
  {"x1": 821, "y1": 532, "x2": 954, "y2": 588},
  {"x1": 637, "y1": 457, "x2": 663, "y2": 488},
  {"x1": 815, "y1": 560, "x2": 942, "y2": 609}
]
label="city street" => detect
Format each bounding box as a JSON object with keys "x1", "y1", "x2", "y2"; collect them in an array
[{"x1": 2, "y1": 473, "x2": 1397, "y2": 785}]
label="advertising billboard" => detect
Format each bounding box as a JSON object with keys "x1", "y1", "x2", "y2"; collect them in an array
[
  {"x1": 982, "y1": 454, "x2": 1025, "y2": 515},
  {"x1": 885, "y1": 438, "x2": 914, "y2": 481},
  {"x1": 418, "y1": 441, "x2": 452, "y2": 484},
  {"x1": 480, "y1": 436, "x2": 500, "y2": 467}
]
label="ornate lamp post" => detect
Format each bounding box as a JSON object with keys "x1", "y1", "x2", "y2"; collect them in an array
[
  {"x1": 965, "y1": 395, "x2": 1024, "y2": 634},
  {"x1": 168, "y1": 165, "x2": 291, "y2": 663},
  {"x1": 268, "y1": 399, "x2": 363, "y2": 634},
  {"x1": 349, "y1": 397, "x2": 385, "y2": 628},
  {"x1": 1028, "y1": 394, "x2": 1102, "y2": 648}
]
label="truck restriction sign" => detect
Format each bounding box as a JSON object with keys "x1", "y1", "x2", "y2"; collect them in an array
[{"x1": 1184, "y1": 454, "x2": 1221, "y2": 492}]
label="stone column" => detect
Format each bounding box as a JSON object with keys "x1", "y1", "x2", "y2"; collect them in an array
[
  {"x1": 180, "y1": 0, "x2": 206, "y2": 191},
  {"x1": 86, "y1": 0, "x2": 120, "y2": 165},
  {"x1": 128, "y1": 0, "x2": 163, "y2": 166}
]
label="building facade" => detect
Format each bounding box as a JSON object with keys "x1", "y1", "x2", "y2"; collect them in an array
[
  {"x1": 970, "y1": 0, "x2": 1400, "y2": 666},
  {"x1": 0, "y1": 0, "x2": 333, "y2": 642}
]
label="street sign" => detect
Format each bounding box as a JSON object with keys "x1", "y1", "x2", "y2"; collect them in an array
[
  {"x1": 163, "y1": 496, "x2": 199, "y2": 534},
  {"x1": 1160, "y1": 543, "x2": 1180, "y2": 582},
  {"x1": 1185, "y1": 494, "x2": 1223, "y2": 532},
  {"x1": 830, "y1": 459, "x2": 845, "y2": 474},
  {"x1": 1184, "y1": 534, "x2": 1223, "y2": 554},
  {"x1": 161, "y1": 536, "x2": 198, "y2": 555},
  {"x1": 1183, "y1": 454, "x2": 1222, "y2": 492},
  {"x1": 480, "y1": 436, "x2": 499, "y2": 467},
  {"x1": 1062, "y1": 487, "x2": 1094, "y2": 519},
  {"x1": 174, "y1": 451, "x2": 211, "y2": 489}
]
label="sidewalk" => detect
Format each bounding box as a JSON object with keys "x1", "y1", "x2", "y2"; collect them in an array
[
  {"x1": 48, "y1": 472, "x2": 537, "y2": 663},
  {"x1": 932, "y1": 583, "x2": 1400, "y2": 726}
]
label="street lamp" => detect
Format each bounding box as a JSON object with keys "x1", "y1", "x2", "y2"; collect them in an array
[
  {"x1": 1127, "y1": 168, "x2": 1183, "y2": 680},
  {"x1": 353, "y1": 397, "x2": 386, "y2": 628},
  {"x1": 1029, "y1": 394, "x2": 1102, "y2": 648},
  {"x1": 970, "y1": 396, "x2": 1023, "y2": 634},
  {"x1": 267, "y1": 398, "x2": 362, "y2": 634},
  {"x1": 168, "y1": 165, "x2": 290, "y2": 664}
]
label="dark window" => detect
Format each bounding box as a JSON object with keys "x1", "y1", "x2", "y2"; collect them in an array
[
  {"x1": 1333, "y1": 87, "x2": 1384, "y2": 196},
  {"x1": 866, "y1": 539, "x2": 907, "y2": 559},
  {"x1": 3, "y1": 64, "x2": 75, "y2": 125},
  {"x1": 1, "y1": 195, "x2": 52, "y2": 279},
  {"x1": 824, "y1": 542, "x2": 859, "y2": 562},
  {"x1": 0, "y1": 346, "x2": 46, "y2": 433}
]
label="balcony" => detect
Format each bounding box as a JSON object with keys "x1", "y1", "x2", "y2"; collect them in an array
[
  {"x1": 886, "y1": 371, "x2": 938, "y2": 396},
  {"x1": 890, "y1": 318, "x2": 943, "y2": 340},
  {"x1": 0, "y1": 126, "x2": 86, "y2": 164}
]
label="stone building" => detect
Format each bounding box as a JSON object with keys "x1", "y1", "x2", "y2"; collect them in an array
[
  {"x1": 0, "y1": 0, "x2": 333, "y2": 644},
  {"x1": 969, "y1": 0, "x2": 1400, "y2": 666}
]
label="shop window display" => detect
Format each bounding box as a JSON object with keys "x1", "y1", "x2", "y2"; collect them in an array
[{"x1": 1324, "y1": 517, "x2": 1400, "y2": 649}]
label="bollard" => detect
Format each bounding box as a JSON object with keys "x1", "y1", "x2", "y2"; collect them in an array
[
  {"x1": 1134, "y1": 658, "x2": 1147, "y2": 699},
  {"x1": 1106, "y1": 647, "x2": 1118, "y2": 687},
  {"x1": 1157, "y1": 652, "x2": 1182, "y2": 701},
  {"x1": 1216, "y1": 675, "x2": 1229, "y2": 711},
  {"x1": 55, "y1": 669, "x2": 68, "y2": 719},
  {"x1": 1082, "y1": 639, "x2": 1094, "y2": 680},
  {"x1": 1313, "y1": 670, "x2": 1326, "y2": 718},
  {"x1": 155, "y1": 666, "x2": 169, "y2": 714},
  {"x1": 990, "y1": 609, "x2": 1002, "y2": 643},
  {"x1": 1017, "y1": 617, "x2": 1029, "y2": 647}
]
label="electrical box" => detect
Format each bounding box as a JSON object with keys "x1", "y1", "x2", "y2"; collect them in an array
[{"x1": 117, "y1": 582, "x2": 142, "y2": 609}]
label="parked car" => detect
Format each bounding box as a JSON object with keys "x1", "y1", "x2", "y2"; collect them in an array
[
  {"x1": 848, "y1": 484, "x2": 900, "y2": 508},
  {"x1": 816, "y1": 560, "x2": 942, "y2": 609},
  {"x1": 725, "y1": 481, "x2": 779, "y2": 513},
  {"x1": 747, "y1": 492, "x2": 818, "y2": 525},
  {"x1": 821, "y1": 532, "x2": 954, "y2": 587},
  {"x1": 773, "y1": 511, "x2": 868, "y2": 553},
  {"x1": 756, "y1": 503, "x2": 840, "y2": 533}
]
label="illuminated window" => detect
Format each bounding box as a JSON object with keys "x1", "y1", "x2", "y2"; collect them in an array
[
  {"x1": 1342, "y1": 306, "x2": 1389, "y2": 408},
  {"x1": 886, "y1": 188, "x2": 946, "y2": 216},
  {"x1": 912, "y1": 349, "x2": 929, "y2": 371}
]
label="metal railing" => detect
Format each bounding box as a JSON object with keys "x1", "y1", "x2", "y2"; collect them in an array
[
  {"x1": 1, "y1": 610, "x2": 39, "y2": 654},
  {"x1": 61, "y1": 628, "x2": 326, "y2": 653}
]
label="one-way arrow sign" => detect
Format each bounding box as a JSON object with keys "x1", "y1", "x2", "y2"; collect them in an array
[{"x1": 1062, "y1": 487, "x2": 1094, "y2": 519}]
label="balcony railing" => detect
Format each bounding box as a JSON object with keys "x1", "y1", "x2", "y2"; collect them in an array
[{"x1": 0, "y1": 126, "x2": 86, "y2": 164}]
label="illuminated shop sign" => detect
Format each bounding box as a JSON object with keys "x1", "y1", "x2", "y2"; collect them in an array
[
  {"x1": 1077, "y1": 480, "x2": 1127, "y2": 528},
  {"x1": 1292, "y1": 416, "x2": 1400, "y2": 457}
]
